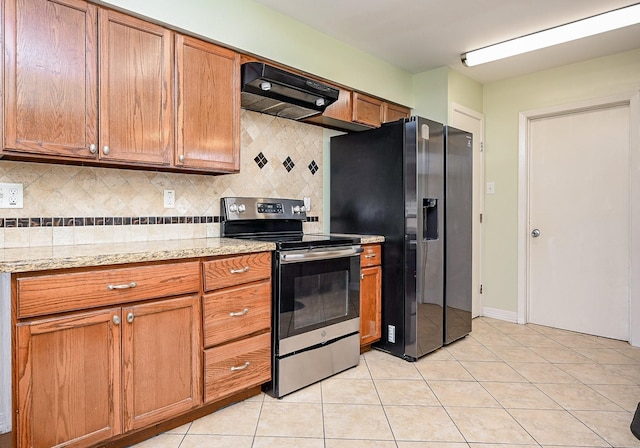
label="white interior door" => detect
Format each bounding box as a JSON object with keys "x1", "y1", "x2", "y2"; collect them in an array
[
  {"x1": 528, "y1": 104, "x2": 630, "y2": 340},
  {"x1": 451, "y1": 104, "x2": 484, "y2": 318}
]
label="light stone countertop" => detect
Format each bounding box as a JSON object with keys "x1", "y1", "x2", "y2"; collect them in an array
[
  {"x1": 0, "y1": 234, "x2": 384, "y2": 273},
  {"x1": 356, "y1": 235, "x2": 385, "y2": 244},
  {"x1": 0, "y1": 238, "x2": 276, "y2": 273}
]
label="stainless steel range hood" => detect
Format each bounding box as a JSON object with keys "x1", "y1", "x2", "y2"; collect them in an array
[{"x1": 241, "y1": 62, "x2": 339, "y2": 120}]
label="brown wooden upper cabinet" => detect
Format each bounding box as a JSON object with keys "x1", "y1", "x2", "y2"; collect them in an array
[
  {"x1": 98, "y1": 9, "x2": 173, "y2": 166},
  {"x1": 4, "y1": 0, "x2": 99, "y2": 159},
  {"x1": 3, "y1": 0, "x2": 240, "y2": 173},
  {"x1": 316, "y1": 88, "x2": 410, "y2": 130},
  {"x1": 175, "y1": 35, "x2": 240, "y2": 172}
]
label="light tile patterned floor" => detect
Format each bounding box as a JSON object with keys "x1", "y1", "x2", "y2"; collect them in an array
[{"x1": 131, "y1": 317, "x2": 640, "y2": 448}]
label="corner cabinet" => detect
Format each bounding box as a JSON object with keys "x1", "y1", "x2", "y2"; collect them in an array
[
  {"x1": 14, "y1": 261, "x2": 202, "y2": 448},
  {"x1": 175, "y1": 35, "x2": 240, "y2": 172},
  {"x1": 360, "y1": 244, "x2": 382, "y2": 349}
]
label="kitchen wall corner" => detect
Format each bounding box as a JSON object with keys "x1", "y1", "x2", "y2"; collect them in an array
[{"x1": 0, "y1": 110, "x2": 324, "y2": 248}]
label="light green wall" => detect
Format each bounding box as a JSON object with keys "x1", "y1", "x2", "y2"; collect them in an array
[
  {"x1": 412, "y1": 67, "x2": 449, "y2": 122},
  {"x1": 412, "y1": 67, "x2": 483, "y2": 123},
  {"x1": 482, "y1": 48, "x2": 640, "y2": 312},
  {"x1": 99, "y1": 0, "x2": 414, "y2": 107},
  {"x1": 448, "y1": 68, "x2": 483, "y2": 116}
]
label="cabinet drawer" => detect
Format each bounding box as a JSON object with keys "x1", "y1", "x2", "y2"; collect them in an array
[
  {"x1": 204, "y1": 332, "x2": 271, "y2": 402},
  {"x1": 203, "y1": 280, "x2": 271, "y2": 347},
  {"x1": 361, "y1": 244, "x2": 382, "y2": 267},
  {"x1": 203, "y1": 252, "x2": 271, "y2": 291},
  {"x1": 16, "y1": 261, "x2": 200, "y2": 318}
]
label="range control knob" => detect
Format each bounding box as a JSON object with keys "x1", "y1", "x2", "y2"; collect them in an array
[
  {"x1": 300, "y1": 205, "x2": 306, "y2": 213},
  {"x1": 229, "y1": 204, "x2": 238, "y2": 213},
  {"x1": 293, "y1": 205, "x2": 301, "y2": 213},
  {"x1": 238, "y1": 204, "x2": 246, "y2": 213}
]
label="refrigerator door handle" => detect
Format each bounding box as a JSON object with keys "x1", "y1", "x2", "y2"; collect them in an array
[{"x1": 422, "y1": 198, "x2": 439, "y2": 241}]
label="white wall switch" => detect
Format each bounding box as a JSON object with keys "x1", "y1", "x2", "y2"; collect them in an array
[
  {"x1": 486, "y1": 182, "x2": 496, "y2": 195},
  {"x1": 0, "y1": 183, "x2": 23, "y2": 208},
  {"x1": 163, "y1": 190, "x2": 175, "y2": 208}
]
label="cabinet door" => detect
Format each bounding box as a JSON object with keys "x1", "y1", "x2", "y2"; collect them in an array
[
  {"x1": 360, "y1": 265, "x2": 382, "y2": 346},
  {"x1": 4, "y1": 0, "x2": 98, "y2": 159},
  {"x1": 384, "y1": 102, "x2": 411, "y2": 123},
  {"x1": 98, "y1": 9, "x2": 172, "y2": 165},
  {"x1": 121, "y1": 295, "x2": 202, "y2": 431},
  {"x1": 16, "y1": 308, "x2": 121, "y2": 448},
  {"x1": 352, "y1": 92, "x2": 383, "y2": 128},
  {"x1": 175, "y1": 35, "x2": 240, "y2": 172}
]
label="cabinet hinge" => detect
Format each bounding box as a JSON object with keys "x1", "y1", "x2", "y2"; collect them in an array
[
  {"x1": 480, "y1": 213, "x2": 483, "y2": 223},
  {"x1": 480, "y1": 142, "x2": 484, "y2": 152},
  {"x1": 480, "y1": 284, "x2": 483, "y2": 294}
]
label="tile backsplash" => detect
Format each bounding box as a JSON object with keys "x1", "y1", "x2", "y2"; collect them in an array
[{"x1": 0, "y1": 110, "x2": 324, "y2": 248}]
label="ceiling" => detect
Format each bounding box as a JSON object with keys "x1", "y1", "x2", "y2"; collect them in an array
[{"x1": 253, "y1": 0, "x2": 640, "y2": 83}]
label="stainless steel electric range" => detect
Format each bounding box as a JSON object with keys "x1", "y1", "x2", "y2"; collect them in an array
[{"x1": 221, "y1": 197, "x2": 362, "y2": 398}]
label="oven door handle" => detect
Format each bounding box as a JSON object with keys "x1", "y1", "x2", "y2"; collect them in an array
[{"x1": 280, "y1": 246, "x2": 363, "y2": 264}]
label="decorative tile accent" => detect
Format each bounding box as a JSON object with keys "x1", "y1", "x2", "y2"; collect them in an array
[
  {"x1": 308, "y1": 160, "x2": 319, "y2": 175},
  {"x1": 254, "y1": 152, "x2": 268, "y2": 168},
  {"x1": 283, "y1": 156, "x2": 295, "y2": 172},
  {"x1": 0, "y1": 216, "x2": 221, "y2": 228}
]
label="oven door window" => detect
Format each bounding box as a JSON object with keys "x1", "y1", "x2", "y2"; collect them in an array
[{"x1": 279, "y1": 255, "x2": 360, "y2": 339}]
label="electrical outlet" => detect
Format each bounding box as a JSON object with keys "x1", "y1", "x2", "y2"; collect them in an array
[
  {"x1": 0, "y1": 182, "x2": 23, "y2": 208},
  {"x1": 164, "y1": 190, "x2": 175, "y2": 208}
]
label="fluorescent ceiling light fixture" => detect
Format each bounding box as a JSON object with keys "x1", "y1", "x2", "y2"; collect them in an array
[{"x1": 461, "y1": 3, "x2": 640, "y2": 66}]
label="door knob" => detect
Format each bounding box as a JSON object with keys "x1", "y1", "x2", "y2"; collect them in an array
[{"x1": 531, "y1": 229, "x2": 541, "y2": 237}]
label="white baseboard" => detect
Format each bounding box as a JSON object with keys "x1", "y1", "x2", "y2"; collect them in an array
[{"x1": 482, "y1": 307, "x2": 518, "y2": 323}]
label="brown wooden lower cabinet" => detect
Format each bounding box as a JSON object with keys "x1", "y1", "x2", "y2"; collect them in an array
[
  {"x1": 360, "y1": 244, "x2": 383, "y2": 349},
  {"x1": 16, "y1": 295, "x2": 201, "y2": 448},
  {"x1": 12, "y1": 253, "x2": 274, "y2": 448}
]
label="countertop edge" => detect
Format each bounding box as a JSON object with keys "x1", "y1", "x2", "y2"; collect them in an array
[{"x1": 0, "y1": 238, "x2": 276, "y2": 273}]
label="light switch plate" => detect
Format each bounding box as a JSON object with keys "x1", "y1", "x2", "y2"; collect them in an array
[
  {"x1": 486, "y1": 182, "x2": 496, "y2": 195},
  {"x1": 0, "y1": 183, "x2": 23, "y2": 208}
]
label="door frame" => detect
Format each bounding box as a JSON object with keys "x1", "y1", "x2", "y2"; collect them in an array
[
  {"x1": 450, "y1": 102, "x2": 484, "y2": 318},
  {"x1": 517, "y1": 91, "x2": 640, "y2": 346}
]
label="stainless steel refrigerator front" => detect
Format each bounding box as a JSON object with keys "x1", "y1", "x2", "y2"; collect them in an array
[{"x1": 330, "y1": 116, "x2": 472, "y2": 361}]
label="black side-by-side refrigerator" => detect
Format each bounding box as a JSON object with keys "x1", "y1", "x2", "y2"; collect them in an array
[{"x1": 330, "y1": 116, "x2": 472, "y2": 361}]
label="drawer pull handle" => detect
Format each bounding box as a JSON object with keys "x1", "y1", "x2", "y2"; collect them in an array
[
  {"x1": 229, "y1": 308, "x2": 249, "y2": 317},
  {"x1": 108, "y1": 282, "x2": 137, "y2": 290},
  {"x1": 230, "y1": 267, "x2": 250, "y2": 274},
  {"x1": 230, "y1": 361, "x2": 250, "y2": 371},
  {"x1": 365, "y1": 254, "x2": 377, "y2": 258}
]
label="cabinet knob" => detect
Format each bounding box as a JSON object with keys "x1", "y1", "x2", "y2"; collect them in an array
[
  {"x1": 89, "y1": 144, "x2": 97, "y2": 154},
  {"x1": 361, "y1": 273, "x2": 365, "y2": 279},
  {"x1": 103, "y1": 145, "x2": 110, "y2": 155},
  {"x1": 127, "y1": 312, "x2": 134, "y2": 323},
  {"x1": 179, "y1": 154, "x2": 185, "y2": 163},
  {"x1": 113, "y1": 315, "x2": 121, "y2": 325}
]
